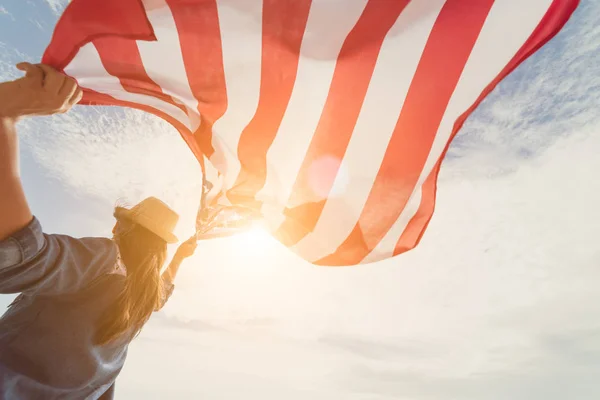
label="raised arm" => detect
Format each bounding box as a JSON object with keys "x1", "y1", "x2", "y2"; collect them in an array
[
  {"x1": 154, "y1": 235, "x2": 197, "y2": 311},
  {"x1": 0, "y1": 63, "x2": 82, "y2": 240},
  {"x1": 0, "y1": 117, "x2": 31, "y2": 240},
  {"x1": 162, "y1": 235, "x2": 198, "y2": 285},
  {"x1": 0, "y1": 64, "x2": 120, "y2": 297}
]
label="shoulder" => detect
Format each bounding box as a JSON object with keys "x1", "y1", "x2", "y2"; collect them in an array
[
  {"x1": 48, "y1": 234, "x2": 118, "y2": 264},
  {"x1": 1, "y1": 218, "x2": 116, "y2": 270},
  {"x1": 61, "y1": 236, "x2": 124, "y2": 278},
  {"x1": 5, "y1": 217, "x2": 118, "y2": 265},
  {"x1": 47, "y1": 235, "x2": 124, "y2": 295},
  {"x1": 0, "y1": 217, "x2": 123, "y2": 296},
  {"x1": 51, "y1": 234, "x2": 116, "y2": 252}
]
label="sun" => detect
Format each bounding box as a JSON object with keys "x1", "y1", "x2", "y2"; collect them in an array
[{"x1": 233, "y1": 224, "x2": 278, "y2": 254}]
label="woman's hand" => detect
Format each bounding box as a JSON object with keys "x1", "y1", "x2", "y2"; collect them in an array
[
  {"x1": 174, "y1": 235, "x2": 198, "y2": 259},
  {"x1": 162, "y1": 235, "x2": 198, "y2": 284},
  {"x1": 0, "y1": 63, "x2": 83, "y2": 120}
]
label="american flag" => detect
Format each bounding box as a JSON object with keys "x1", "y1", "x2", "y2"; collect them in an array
[{"x1": 42, "y1": 0, "x2": 578, "y2": 266}]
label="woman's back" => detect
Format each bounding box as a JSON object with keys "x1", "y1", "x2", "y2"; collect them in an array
[
  {"x1": 0, "y1": 220, "x2": 130, "y2": 400},
  {"x1": 1, "y1": 275, "x2": 130, "y2": 399}
]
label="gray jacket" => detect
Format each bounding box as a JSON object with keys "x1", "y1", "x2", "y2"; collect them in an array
[{"x1": 0, "y1": 218, "x2": 172, "y2": 399}]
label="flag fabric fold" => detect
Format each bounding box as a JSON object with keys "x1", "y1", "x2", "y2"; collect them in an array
[{"x1": 42, "y1": 0, "x2": 579, "y2": 266}]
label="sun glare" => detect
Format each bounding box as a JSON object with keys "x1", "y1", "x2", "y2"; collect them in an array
[{"x1": 234, "y1": 225, "x2": 277, "y2": 254}]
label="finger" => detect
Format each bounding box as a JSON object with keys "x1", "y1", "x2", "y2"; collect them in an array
[
  {"x1": 68, "y1": 87, "x2": 84, "y2": 106},
  {"x1": 16, "y1": 62, "x2": 35, "y2": 74},
  {"x1": 45, "y1": 72, "x2": 66, "y2": 94},
  {"x1": 16, "y1": 62, "x2": 30, "y2": 71},
  {"x1": 16, "y1": 62, "x2": 44, "y2": 80},
  {"x1": 36, "y1": 64, "x2": 66, "y2": 94},
  {"x1": 35, "y1": 63, "x2": 60, "y2": 75},
  {"x1": 60, "y1": 77, "x2": 78, "y2": 100}
]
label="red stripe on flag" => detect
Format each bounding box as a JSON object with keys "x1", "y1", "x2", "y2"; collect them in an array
[
  {"x1": 392, "y1": 161, "x2": 439, "y2": 257},
  {"x1": 392, "y1": 0, "x2": 580, "y2": 258},
  {"x1": 166, "y1": 0, "x2": 228, "y2": 158},
  {"x1": 274, "y1": 0, "x2": 410, "y2": 247},
  {"x1": 42, "y1": 0, "x2": 155, "y2": 70},
  {"x1": 226, "y1": 0, "x2": 313, "y2": 207},
  {"x1": 93, "y1": 38, "x2": 188, "y2": 115},
  {"x1": 80, "y1": 88, "x2": 204, "y2": 159},
  {"x1": 317, "y1": 0, "x2": 495, "y2": 266}
]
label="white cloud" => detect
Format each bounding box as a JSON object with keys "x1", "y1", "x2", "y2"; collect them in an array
[
  {"x1": 43, "y1": 0, "x2": 69, "y2": 15},
  {"x1": 0, "y1": 6, "x2": 14, "y2": 20},
  {"x1": 29, "y1": 18, "x2": 46, "y2": 31},
  {"x1": 445, "y1": 0, "x2": 600, "y2": 180},
  {"x1": 16, "y1": 108, "x2": 203, "y2": 237},
  {"x1": 0, "y1": 43, "x2": 33, "y2": 79}
]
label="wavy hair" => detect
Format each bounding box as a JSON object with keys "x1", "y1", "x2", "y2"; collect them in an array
[{"x1": 95, "y1": 212, "x2": 168, "y2": 345}]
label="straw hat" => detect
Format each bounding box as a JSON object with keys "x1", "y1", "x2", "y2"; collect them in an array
[{"x1": 114, "y1": 197, "x2": 179, "y2": 243}]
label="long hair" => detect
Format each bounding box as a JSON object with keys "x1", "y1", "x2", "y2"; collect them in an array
[{"x1": 95, "y1": 217, "x2": 168, "y2": 345}]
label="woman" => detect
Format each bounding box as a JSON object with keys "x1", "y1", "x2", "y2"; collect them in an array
[{"x1": 0, "y1": 63, "x2": 197, "y2": 399}]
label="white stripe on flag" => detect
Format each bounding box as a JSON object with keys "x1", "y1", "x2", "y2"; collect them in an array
[
  {"x1": 64, "y1": 43, "x2": 192, "y2": 130},
  {"x1": 291, "y1": 0, "x2": 448, "y2": 262},
  {"x1": 362, "y1": 0, "x2": 554, "y2": 263},
  {"x1": 137, "y1": 0, "x2": 201, "y2": 132},
  {"x1": 255, "y1": 0, "x2": 370, "y2": 225},
  {"x1": 209, "y1": 0, "x2": 264, "y2": 182}
]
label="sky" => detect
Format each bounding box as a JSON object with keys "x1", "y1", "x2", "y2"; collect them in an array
[{"x1": 1, "y1": 0, "x2": 600, "y2": 399}]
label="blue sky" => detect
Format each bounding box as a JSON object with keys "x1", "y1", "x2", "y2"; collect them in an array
[{"x1": 1, "y1": 0, "x2": 600, "y2": 398}]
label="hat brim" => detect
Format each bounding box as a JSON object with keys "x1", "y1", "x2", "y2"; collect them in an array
[{"x1": 114, "y1": 207, "x2": 179, "y2": 244}]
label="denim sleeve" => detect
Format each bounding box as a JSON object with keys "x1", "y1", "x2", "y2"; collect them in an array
[{"x1": 0, "y1": 217, "x2": 118, "y2": 296}]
